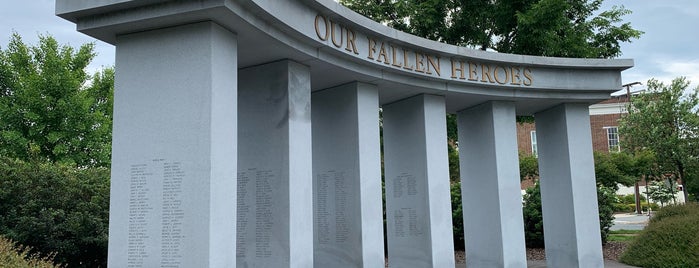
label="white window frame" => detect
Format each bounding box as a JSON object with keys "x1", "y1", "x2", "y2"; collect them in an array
[
  {"x1": 530, "y1": 130, "x2": 538, "y2": 157},
  {"x1": 605, "y1": 126, "x2": 620, "y2": 152}
]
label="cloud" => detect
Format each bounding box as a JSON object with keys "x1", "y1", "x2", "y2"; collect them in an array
[{"x1": 652, "y1": 59, "x2": 699, "y2": 89}]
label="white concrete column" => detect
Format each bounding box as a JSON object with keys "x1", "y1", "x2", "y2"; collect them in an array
[
  {"x1": 108, "y1": 22, "x2": 237, "y2": 267},
  {"x1": 457, "y1": 101, "x2": 527, "y2": 268},
  {"x1": 383, "y1": 94, "x2": 455, "y2": 268},
  {"x1": 535, "y1": 103, "x2": 604, "y2": 268},
  {"x1": 312, "y1": 82, "x2": 385, "y2": 268},
  {"x1": 236, "y1": 60, "x2": 313, "y2": 267}
]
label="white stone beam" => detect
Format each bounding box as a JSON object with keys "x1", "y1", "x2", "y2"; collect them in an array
[
  {"x1": 108, "y1": 22, "x2": 238, "y2": 267},
  {"x1": 535, "y1": 103, "x2": 604, "y2": 268},
  {"x1": 312, "y1": 82, "x2": 385, "y2": 267},
  {"x1": 457, "y1": 101, "x2": 527, "y2": 268},
  {"x1": 383, "y1": 94, "x2": 455, "y2": 268},
  {"x1": 237, "y1": 60, "x2": 313, "y2": 267}
]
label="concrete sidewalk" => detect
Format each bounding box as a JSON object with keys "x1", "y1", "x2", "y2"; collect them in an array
[
  {"x1": 611, "y1": 213, "x2": 650, "y2": 231},
  {"x1": 454, "y1": 260, "x2": 638, "y2": 267}
]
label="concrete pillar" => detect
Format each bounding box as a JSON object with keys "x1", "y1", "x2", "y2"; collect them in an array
[
  {"x1": 535, "y1": 103, "x2": 604, "y2": 268},
  {"x1": 457, "y1": 101, "x2": 527, "y2": 268},
  {"x1": 383, "y1": 94, "x2": 455, "y2": 268},
  {"x1": 312, "y1": 82, "x2": 385, "y2": 267},
  {"x1": 108, "y1": 22, "x2": 237, "y2": 267},
  {"x1": 236, "y1": 60, "x2": 313, "y2": 267}
]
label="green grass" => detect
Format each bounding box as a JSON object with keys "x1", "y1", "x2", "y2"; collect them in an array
[
  {"x1": 608, "y1": 229, "x2": 642, "y2": 242},
  {"x1": 609, "y1": 229, "x2": 643, "y2": 235}
]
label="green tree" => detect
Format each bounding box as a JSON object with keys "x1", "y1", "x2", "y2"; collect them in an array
[
  {"x1": 648, "y1": 180, "x2": 675, "y2": 207},
  {"x1": 594, "y1": 151, "x2": 636, "y2": 191},
  {"x1": 0, "y1": 156, "x2": 109, "y2": 268},
  {"x1": 340, "y1": 0, "x2": 642, "y2": 58},
  {"x1": 0, "y1": 33, "x2": 113, "y2": 167},
  {"x1": 620, "y1": 77, "x2": 699, "y2": 202}
]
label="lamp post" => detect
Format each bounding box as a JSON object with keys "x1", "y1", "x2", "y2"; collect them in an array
[{"x1": 622, "y1": 81, "x2": 642, "y2": 214}]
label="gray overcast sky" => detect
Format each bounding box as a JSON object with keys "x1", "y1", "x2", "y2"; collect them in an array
[{"x1": 1, "y1": 0, "x2": 698, "y2": 91}]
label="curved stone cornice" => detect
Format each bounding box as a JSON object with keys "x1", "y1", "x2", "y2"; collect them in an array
[{"x1": 57, "y1": 0, "x2": 633, "y2": 113}]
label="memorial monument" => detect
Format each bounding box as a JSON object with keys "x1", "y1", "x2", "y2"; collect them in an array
[{"x1": 57, "y1": 0, "x2": 633, "y2": 267}]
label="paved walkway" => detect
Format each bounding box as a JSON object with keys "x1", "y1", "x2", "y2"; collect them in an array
[{"x1": 611, "y1": 213, "x2": 650, "y2": 231}]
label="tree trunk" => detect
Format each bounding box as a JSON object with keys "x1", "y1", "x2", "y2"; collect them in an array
[{"x1": 678, "y1": 162, "x2": 690, "y2": 203}]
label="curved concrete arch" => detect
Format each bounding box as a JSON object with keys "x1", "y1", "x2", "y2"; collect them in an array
[{"x1": 57, "y1": 0, "x2": 631, "y2": 113}]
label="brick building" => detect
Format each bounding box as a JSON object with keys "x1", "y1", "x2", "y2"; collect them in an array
[{"x1": 517, "y1": 94, "x2": 629, "y2": 156}]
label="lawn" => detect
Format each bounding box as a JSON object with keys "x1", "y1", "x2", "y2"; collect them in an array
[{"x1": 608, "y1": 229, "x2": 642, "y2": 242}]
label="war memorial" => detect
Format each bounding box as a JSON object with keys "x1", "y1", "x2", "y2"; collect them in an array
[{"x1": 56, "y1": 0, "x2": 633, "y2": 267}]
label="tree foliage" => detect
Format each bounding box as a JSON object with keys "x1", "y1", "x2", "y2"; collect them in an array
[
  {"x1": 340, "y1": 0, "x2": 642, "y2": 58},
  {"x1": 593, "y1": 151, "x2": 639, "y2": 191},
  {"x1": 0, "y1": 156, "x2": 109, "y2": 268},
  {"x1": 648, "y1": 180, "x2": 676, "y2": 207},
  {"x1": 620, "y1": 77, "x2": 699, "y2": 201},
  {"x1": 0, "y1": 33, "x2": 113, "y2": 167}
]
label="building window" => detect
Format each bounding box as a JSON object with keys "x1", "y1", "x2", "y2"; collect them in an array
[
  {"x1": 606, "y1": 127, "x2": 620, "y2": 152},
  {"x1": 530, "y1": 131, "x2": 538, "y2": 157}
]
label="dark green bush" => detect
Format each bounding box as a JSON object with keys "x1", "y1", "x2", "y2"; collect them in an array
[
  {"x1": 522, "y1": 181, "x2": 615, "y2": 247},
  {"x1": 0, "y1": 157, "x2": 109, "y2": 267},
  {"x1": 613, "y1": 203, "x2": 631, "y2": 212},
  {"x1": 522, "y1": 182, "x2": 544, "y2": 248},
  {"x1": 620, "y1": 203, "x2": 699, "y2": 267},
  {"x1": 619, "y1": 194, "x2": 646, "y2": 204},
  {"x1": 451, "y1": 181, "x2": 464, "y2": 250}
]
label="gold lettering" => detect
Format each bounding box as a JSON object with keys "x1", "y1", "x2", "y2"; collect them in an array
[
  {"x1": 403, "y1": 48, "x2": 414, "y2": 70},
  {"x1": 377, "y1": 42, "x2": 390, "y2": 64},
  {"x1": 451, "y1": 59, "x2": 465, "y2": 79},
  {"x1": 510, "y1": 67, "x2": 521, "y2": 85},
  {"x1": 367, "y1": 38, "x2": 377, "y2": 60},
  {"x1": 314, "y1": 14, "x2": 328, "y2": 41},
  {"x1": 390, "y1": 45, "x2": 402, "y2": 67},
  {"x1": 330, "y1": 21, "x2": 343, "y2": 48},
  {"x1": 426, "y1": 55, "x2": 440, "y2": 76},
  {"x1": 493, "y1": 65, "x2": 508, "y2": 84},
  {"x1": 468, "y1": 62, "x2": 478, "y2": 81},
  {"x1": 415, "y1": 52, "x2": 425, "y2": 73},
  {"x1": 481, "y1": 64, "x2": 494, "y2": 83},
  {"x1": 345, "y1": 28, "x2": 359, "y2": 54},
  {"x1": 523, "y1": 68, "x2": 533, "y2": 86}
]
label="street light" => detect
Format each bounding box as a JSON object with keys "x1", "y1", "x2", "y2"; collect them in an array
[
  {"x1": 623, "y1": 81, "x2": 642, "y2": 98},
  {"x1": 622, "y1": 81, "x2": 642, "y2": 214}
]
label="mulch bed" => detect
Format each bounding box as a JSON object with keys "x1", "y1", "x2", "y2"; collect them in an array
[{"x1": 454, "y1": 242, "x2": 630, "y2": 263}]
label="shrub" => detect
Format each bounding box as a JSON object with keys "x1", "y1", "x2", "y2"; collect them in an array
[
  {"x1": 0, "y1": 157, "x2": 110, "y2": 267},
  {"x1": 522, "y1": 181, "x2": 615, "y2": 247},
  {"x1": 597, "y1": 185, "x2": 616, "y2": 244},
  {"x1": 523, "y1": 182, "x2": 545, "y2": 248},
  {"x1": 613, "y1": 203, "x2": 630, "y2": 213},
  {"x1": 0, "y1": 235, "x2": 62, "y2": 268},
  {"x1": 618, "y1": 193, "x2": 646, "y2": 204},
  {"x1": 451, "y1": 181, "x2": 464, "y2": 250},
  {"x1": 620, "y1": 203, "x2": 699, "y2": 267}
]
